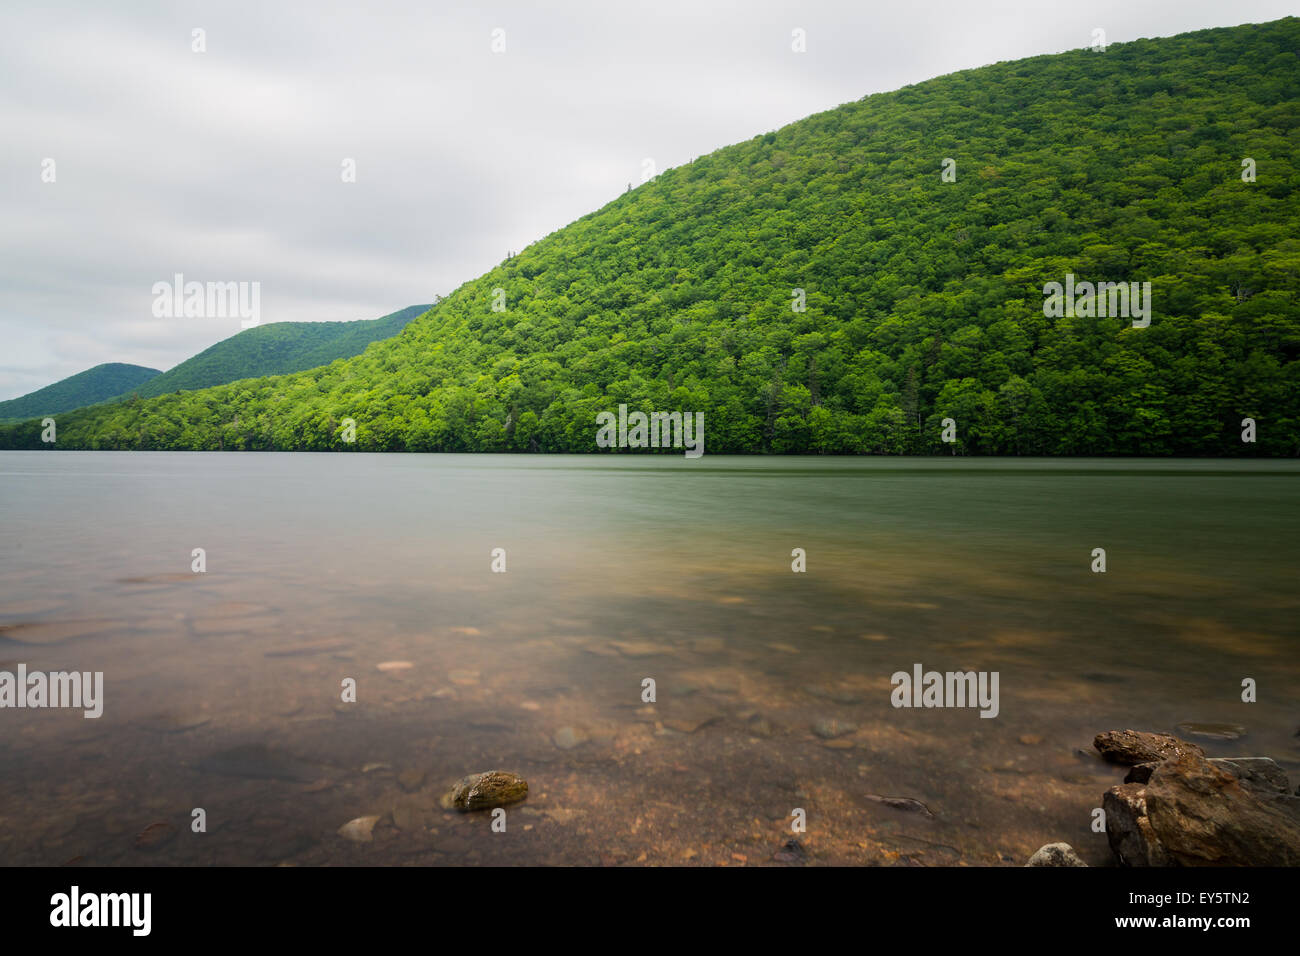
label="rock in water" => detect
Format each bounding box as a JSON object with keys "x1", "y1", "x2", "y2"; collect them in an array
[
  {"x1": 865, "y1": 794, "x2": 935, "y2": 817},
  {"x1": 1093, "y1": 730, "x2": 1204, "y2": 766},
  {"x1": 552, "y1": 727, "x2": 586, "y2": 750},
  {"x1": 337, "y1": 816, "x2": 380, "y2": 843},
  {"x1": 1026, "y1": 843, "x2": 1087, "y2": 867},
  {"x1": 1176, "y1": 721, "x2": 1246, "y2": 741},
  {"x1": 447, "y1": 771, "x2": 528, "y2": 811},
  {"x1": 1206, "y1": 757, "x2": 1291, "y2": 796},
  {"x1": 1105, "y1": 751, "x2": 1300, "y2": 866},
  {"x1": 772, "y1": 838, "x2": 808, "y2": 864},
  {"x1": 812, "y1": 718, "x2": 857, "y2": 739}
]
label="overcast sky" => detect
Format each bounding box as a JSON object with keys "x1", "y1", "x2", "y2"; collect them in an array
[{"x1": 0, "y1": 0, "x2": 1292, "y2": 399}]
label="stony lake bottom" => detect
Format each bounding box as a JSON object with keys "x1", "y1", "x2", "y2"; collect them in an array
[{"x1": 1, "y1": 452, "x2": 1297, "y2": 866}]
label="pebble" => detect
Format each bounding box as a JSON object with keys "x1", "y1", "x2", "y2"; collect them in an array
[
  {"x1": 337, "y1": 816, "x2": 380, "y2": 843},
  {"x1": 1026, "y1": 842, "x2": 1087, "y2": 867},
  {"x1": 812, "y1": 718, "x2": 857, "y2": 739},
  {"x1": 376, "y1": 661, "x2": 414, "y2": 673},
  {"x1": 553, "y1": 727, "x2": 587, "y2": 750}
]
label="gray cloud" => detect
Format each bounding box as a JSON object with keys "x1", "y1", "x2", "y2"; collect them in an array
[{"x1": 1, "y1": 0, "x2": 1292, "y2": 397}]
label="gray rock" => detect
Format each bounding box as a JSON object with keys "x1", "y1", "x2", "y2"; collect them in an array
[
  {"x1": 1206, "y1": 757, "x2": 1290, "y2": 795},
  {"x1": 1026, "y1": 842, "x2": 1087, "y2": 867},
  {"x1": 1176, "y1": 721, "x2": 1246, "y2": 741},
  {"x1": 552, "y1": 726, "x2": 586, "y2": 750}
]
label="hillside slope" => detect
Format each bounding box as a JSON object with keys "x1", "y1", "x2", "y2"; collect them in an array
[
  {"x1": 120, "y1": 304, "x2": 431, "y2": 401},
  {"x1": 5, "y1": 18, "x2": 1298, "y2": 454},
  {"x1": 0, "y1": 363, "x2": 161, "y2": 421}
]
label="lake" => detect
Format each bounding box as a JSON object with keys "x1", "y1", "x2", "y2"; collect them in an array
[{"x1": 1, "y1": 452, "x2": 1297, "y2": 865}]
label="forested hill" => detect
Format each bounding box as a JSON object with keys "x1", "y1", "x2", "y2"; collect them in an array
[
  {"x1": 0, "y1": 363, "x2": 161, "y2": 421},
  {"x1": 116, "y1": 305, "x2": 432, "y2": 401},
  {"x1": 4, "y1": 18, "x2": 1298, "y2": 454}
]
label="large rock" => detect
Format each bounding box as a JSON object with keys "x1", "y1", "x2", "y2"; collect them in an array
[
  {"x1": 1104, "y1": 784, "x2": 1169, "y2": 866},
  {"x1": 1094, "y1": 730, "x2": 1203, "y2": 766},
  {"x1": 1026, "y1": 843, "x2": 1087, "y2": 867},
  {"x1": 1105, "y1": 752, "x2": 1300, "y2": 866},
  {"x1": 1206, "y1": 757, "x2": 1290, "y2": 795}
]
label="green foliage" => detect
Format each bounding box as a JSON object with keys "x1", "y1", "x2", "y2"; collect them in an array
[
  {"x1": 121, "y1": 304, "x2": 431, "y2": 400},
  {"x1": 4, "y1": 19, "x2": 1298, "y2": 454},
  {"x1": 0, "y1": 363, "x2": 160, "y2": 421}
]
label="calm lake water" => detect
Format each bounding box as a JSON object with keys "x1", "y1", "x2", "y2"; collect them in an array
[{"x1": 1, "y1": 451, "x2": 1297, "y2": 866}]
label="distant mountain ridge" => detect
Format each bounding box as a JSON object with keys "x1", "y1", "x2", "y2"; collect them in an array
[
  {"x1": 120, "y1": 304, "x2": 432, "y2": 400},
  {"x1": 0, "y1": 305, "x2": 430, "y2": 423},
  {"x1": 0, "y1": 363, "x2": 161, "y2": 421}
]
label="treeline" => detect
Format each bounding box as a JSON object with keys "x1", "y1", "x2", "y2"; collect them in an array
[{"x1": 2, "y1": 18, "x2": 1298, "y2": 455}]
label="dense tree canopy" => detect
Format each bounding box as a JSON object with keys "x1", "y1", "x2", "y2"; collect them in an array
[
  {"x1": 4, "y1": 19, "x2": 1297, "y2": 454},
  {"x1": 117, "y1": 305, "x2": 431, "y2": 401},
  {"x1": 0, "y1": 364, "x2": 160, "y2": 421}
]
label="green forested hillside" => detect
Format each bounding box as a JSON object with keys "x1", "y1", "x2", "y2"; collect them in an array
[
  {"x1": 5, "y1": 18, "x2": 1298, "y2": 454},
  {"x1": 118, "y1": 305, "x2": 431, "y2": 400},
  {"x1": 0, "y1": 363, "x2": 161, "y2": 421}
]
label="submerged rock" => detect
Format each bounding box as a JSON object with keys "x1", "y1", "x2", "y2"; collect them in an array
[
  {"x1": 553, "y1": 726, "x2": 586, "y2": 750},
  {"x1": 337, "y1": 816, "x2": 380, "y2": 843},
  {"x1": 663, "y1": 715, "x2": 722, "y2": 735},
  {"x1": 812, "y1": 718, "x2": 857, "y2": 739},
  {"x1": 865, "y1": 794, "x2": 934, "y2": 818},
  {"x1": 1026, "y1": 842, "x2": 1087, "y2": 867},
  {"x1": 446, "y1": 771, "x2": 529, "y2": 811},
  {"x1": 397, "y1": 769, "x2": 427, "y2": 792},
  {"x1": 1177, "y1": 721, "x2": 1246, "y2": 741},
  {"x1": 1094, "y1": 730, "x2": 1203, "y2": 766},
  {"x1": 772, "y1": 838, "x2": 808, "y2": 864}
]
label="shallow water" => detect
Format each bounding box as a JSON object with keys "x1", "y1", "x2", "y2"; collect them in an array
[{"x1": 1, "y1": 452, "x2": 1297, "y2": 866}]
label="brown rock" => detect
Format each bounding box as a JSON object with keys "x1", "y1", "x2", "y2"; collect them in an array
[
  {"x1": 447, "y1": 770, "x2": 528, "y2": 811},
  {"x1": 1103, "y1": 783, "x2": 1169, "y2": 866},
  {"x1": 1206, "y1": 757, "x2": 1291, "y2": 796},
  {"x1": 1145, "y1": 752, "x2": 1300, "y2": 866},
  {"x1": 1094, "y1": 730, "x2": 1204, "y2": 766},
  {"x1": 1105, "y1": 752, "x2": 1300, "y2": 866}
]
